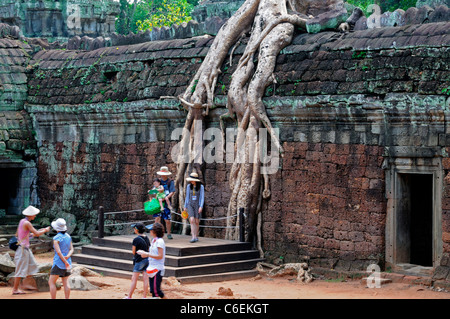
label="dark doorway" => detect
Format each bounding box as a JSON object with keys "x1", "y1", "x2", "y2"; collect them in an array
[
  {"x1": 0, "y1": 168, "x2": 22, "y2": 215},
  {"x1": 396, "y1": 173, "x2": 433, "y2": 267}
]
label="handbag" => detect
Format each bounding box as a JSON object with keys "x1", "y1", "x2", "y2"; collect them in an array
[
  {"x1": 8, "y1": 236, "x2": 20, "y2": 251},
  {"x1": 144, "y1": 198, "x2": 161, "y2": 215}
]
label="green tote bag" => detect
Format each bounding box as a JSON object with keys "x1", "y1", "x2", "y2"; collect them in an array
[{"x1": 144, "y1": 198, "x2": 161, "y2": 215}]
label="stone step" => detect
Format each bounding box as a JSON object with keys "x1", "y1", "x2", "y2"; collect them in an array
[
  {"x1": 72, "y1": 253, "x2": 263, "y2": 278},
  {"x1": 169, "y1": 250, "x2": 260, "y2": 267},
  {"x1": 0, "y1": 224, "x2": 18, "y2": 234},
  {"x1": 0, "y1": 234, "x2": 13, "y2": 242},
  {"x1": 72, "y1": 263, "x2": 259, "y2": 283},
  {"x1": 80, "y1": 244, "x2": 260, "y2": 267},
  {"x1": 167, "y1": 258, "x2": 264, "y2": 278},
  {"x1": 393, "y1": 263, "x2": 434, "y2": 277},
  {"x1": 92, "y1": 235, "x2": 253, "y2": 256}
]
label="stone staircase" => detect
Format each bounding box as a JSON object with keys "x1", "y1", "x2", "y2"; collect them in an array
[{"x1": 72, "y1": 234, "x2": 263, "y2": 283}]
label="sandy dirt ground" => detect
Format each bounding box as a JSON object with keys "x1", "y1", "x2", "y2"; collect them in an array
[{"x1": 1, "y1": 252, "x2": 449, "y2": 300}]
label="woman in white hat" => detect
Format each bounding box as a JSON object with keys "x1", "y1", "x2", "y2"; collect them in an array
[
  {"x1": 12, "y1": 206, "x2": 50, "y2": 295},
  {"x1": 183, "y1": 172, "x2": 204, "y2": 243},
  {"x1": 48, "y1": 218, "x2": 74, "y2": 299}
]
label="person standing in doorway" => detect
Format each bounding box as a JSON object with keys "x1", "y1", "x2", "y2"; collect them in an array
[
  {"x1": 12, "y1": 206, "x2": 51, "y2": 295},
  {"x1": 48, "y1": 218, "x2": 73, "y2": 299},
  {"x1": 156, "y1": 166, "x2": 175, "y2": 239},
  {"x1": 183, "y1": 172, "x2": 204, "y2": 243}
]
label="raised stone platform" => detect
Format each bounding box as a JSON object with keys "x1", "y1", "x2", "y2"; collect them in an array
[{"x1": 72, "y1": 234, "x2": 263, "y2": 283}]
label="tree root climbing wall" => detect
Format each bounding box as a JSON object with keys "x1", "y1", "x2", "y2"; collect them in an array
[{"x1": 174, "y1": 0, "x2": 349, "y2": 244}]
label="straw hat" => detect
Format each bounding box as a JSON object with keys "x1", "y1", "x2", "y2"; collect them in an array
[
  {"x1": 156, "y1": 166, "x2": 172, "y2": 176},
  {"x1": 186, "y1": 172, "x2": 201, "y2": 182},
  {"x1": 22, "y1": 205, "x2": 40, "y2": 216},
  {"x1": 51, "y1": 218, "x2": 67, "y2": 232}
]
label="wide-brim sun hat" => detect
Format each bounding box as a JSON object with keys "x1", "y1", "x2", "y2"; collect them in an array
[
  {"x1": 186, "y1": 172, "x2": 201, "y2": 182},
  {"x1": 51, "y1": 218, "x2": 67, "y2": 232},
  {"x1": 157, "y1": 166, "x2": 172, "y2": 176},
  {"x1": 22, "y1": 205, "x2": 40, "y2": 216}
]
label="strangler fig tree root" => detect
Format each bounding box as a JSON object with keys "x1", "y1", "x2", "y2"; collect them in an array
[{"x1": 174, "y1": 0, "x2": 350, "y2": 242}]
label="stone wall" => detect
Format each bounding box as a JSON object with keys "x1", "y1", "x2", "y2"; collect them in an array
[
  {"x1": 263, "y1": 142, "x2": 385, "y2": 269},
  {"x1": 438, "y1": 150, "x2": 450, "y2": 280},
  {"x1": 0, "y1": 37, "x2": 38, "y2": 215},
  {"x1": 0, "y1": 0, "x2": 119, "y2": 41},
  {"x1": 1, "y1": 18, "x2": 449, "y2": 272}
]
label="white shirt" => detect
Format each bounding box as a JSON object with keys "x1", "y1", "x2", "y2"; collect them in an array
[{"x1": 148, "y1": 237, "x2": 165, "y2": 276}]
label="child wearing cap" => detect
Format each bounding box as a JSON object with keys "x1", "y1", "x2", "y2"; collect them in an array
[{"x1": 48, "y1": 218, "x2": 74, "y2": 299}]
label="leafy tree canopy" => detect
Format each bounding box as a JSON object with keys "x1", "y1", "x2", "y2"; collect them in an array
[
  {"x1": 136, "y1": 0, "x2": 195, "y2": 31},
  {"x1": 116, "y1": 0, "x2": 199, "y2": 34}
]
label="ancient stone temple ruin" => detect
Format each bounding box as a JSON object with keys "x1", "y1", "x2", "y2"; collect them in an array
[
  {"x1": 0, "y1": 0, "x2": 119, "y2": 41},
  {"x1": 1, "y1": 0, "x2": 450, "y2": 284}
]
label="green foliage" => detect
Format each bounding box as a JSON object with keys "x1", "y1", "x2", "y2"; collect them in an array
[
  {"x1": 352, "y1": 50, "x2": 367, "y2": 59},
  {"x1": 346, "y1": 0, "x2": 375, "y2": 12},
  {"x1": 345, "y1": 0, "x2": 416, "y2": 13},
  {"x1": 116, "y1": 0, "x2": 197, "y2": 34},
  {"x1": 136, "y1": 0, "x2": 194, "y2": 32},
  {"x1": 116, "y1": 0, "x2": 133, "y2": 35},
  {"x1": 380, "y1": 0, "x2": 416, "y2": 12}
]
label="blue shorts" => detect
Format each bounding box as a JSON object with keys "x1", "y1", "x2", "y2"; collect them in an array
[
  {"x1": 133, "y1": 259, "x2": 149, "y2": 273},
  {"x1": 154, "y1": 207, "x2": 171, "y2": 220}
]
